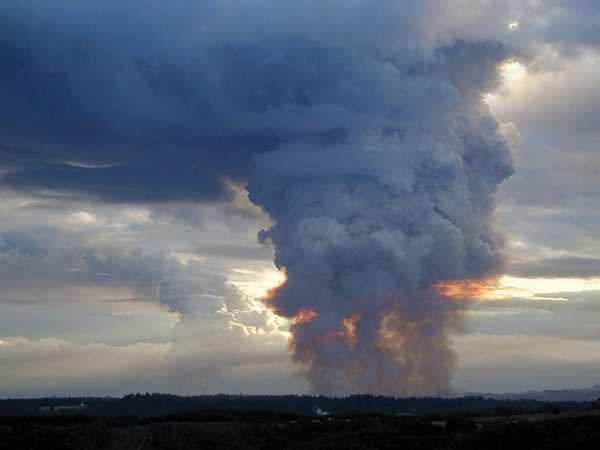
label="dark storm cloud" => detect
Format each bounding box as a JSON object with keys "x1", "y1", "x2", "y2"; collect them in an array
[
  {"x1": 1, "y1": 1, "x2": 599, "y2": 204},
  {"x1": 0, "y1": 0, "x2": 518, "y2": 205},
  {"x1": 1, "y1": 162, "x2": 230, "y2": 202},
  {"x1": 0, "y1": 1, "x2": 283, "y2": 202}
]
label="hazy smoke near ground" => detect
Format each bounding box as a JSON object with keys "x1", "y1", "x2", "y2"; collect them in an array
[{"x1": 247, "y1": 41, "x2": 516, "y2": 395}]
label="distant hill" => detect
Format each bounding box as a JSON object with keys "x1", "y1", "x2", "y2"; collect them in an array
[
  {"x1": 466, "y1": 383, "x2": 600, "y2": 402},
  {"x1": 0, "y1": 392, "x2": 593, "y2": 418}
]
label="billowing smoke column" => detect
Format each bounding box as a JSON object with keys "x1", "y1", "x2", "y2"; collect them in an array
[
  {"x1": 0, "y1": 0, "x2": 520, "y2": 396},
  {"x1": 247, "y1": 41, "x2": 516, "y2": 396}
]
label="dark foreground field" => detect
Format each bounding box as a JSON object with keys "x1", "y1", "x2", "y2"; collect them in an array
[{"x1": 1, "y1": 395, "x2": 599, "y2": 449}]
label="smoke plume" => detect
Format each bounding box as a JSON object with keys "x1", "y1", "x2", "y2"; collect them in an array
[
  {"x1": 0, "y1": 0, "x2": 522, "y2": 395},
  {"x1": 247, "y1": 41, "x2": 515, "y2": 396}
]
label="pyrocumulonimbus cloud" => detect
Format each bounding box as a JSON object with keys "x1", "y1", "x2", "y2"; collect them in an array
[
  {"x1": 247, "y1": 40, "x2": 516, "y2": 396},
  {"x1": 0, "y1": 1, "x2": 522, "y2": 395}
]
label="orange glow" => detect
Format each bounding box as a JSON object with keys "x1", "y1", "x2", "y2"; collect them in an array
[
  {"x1": 262, "y1": 271, "x2": 289, "y2": 317},
  {"x1": 433, "y1": 277, "x2": 499, "y2": 300},
  {"x1": 263, "y1": 271, "x2": 288, "y2": 300},
  {"x1": 294, "y1": 307, "x2": 320, "y2": 325},
  {"x1": 341, "y1": 313, "x2": 361, "y2": 350}
]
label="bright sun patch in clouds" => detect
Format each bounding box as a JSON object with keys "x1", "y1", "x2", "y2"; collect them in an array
[
  {"x1": 500, "y1": 276, "x2": 600, "y2": 294},
  {"x1": 436, "y1": 275, "x2": 600, "y2": 302},
  {"x1": 229, "y1": 268, "x2": 286, "y2": 299},
  {"x1": 484, "y1": 60, "x2": 527, "y2": 107},
  {"x1": 501, "y1": 61, "x2": 525, "y2": 80}
]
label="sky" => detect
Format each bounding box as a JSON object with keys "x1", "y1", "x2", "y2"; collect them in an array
[{"x1": 1, "y1": 0, "x2": 599, "y2": 398}]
